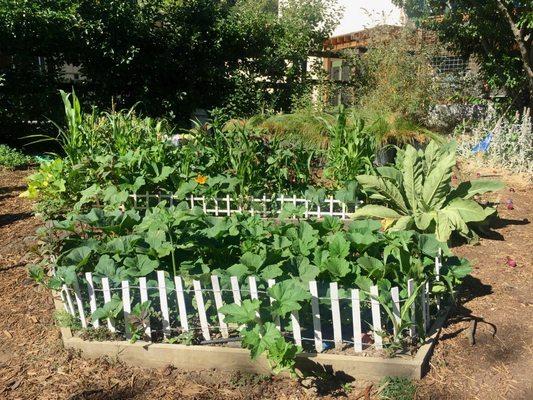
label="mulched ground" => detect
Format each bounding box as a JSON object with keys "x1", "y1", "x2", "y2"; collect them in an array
[{"x1": 0, "y1": 167, "x2": 531, "y2": 399}]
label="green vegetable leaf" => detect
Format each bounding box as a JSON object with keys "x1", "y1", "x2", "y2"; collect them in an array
[{"x1": 268, "y1": 280, "x2": 311, "y2": 318}]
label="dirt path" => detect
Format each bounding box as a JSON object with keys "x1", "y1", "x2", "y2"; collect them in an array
[{"x1": 0, "y1": 169, "x2": 531, "y2": 399}]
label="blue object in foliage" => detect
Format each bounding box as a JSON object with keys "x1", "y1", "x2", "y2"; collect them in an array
[{"x1": 471, "y1": 132, "x2": 492, "y2": 154}]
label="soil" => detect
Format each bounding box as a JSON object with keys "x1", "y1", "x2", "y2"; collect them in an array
[{"x1": 0, "y1": 167, "x2": 531, "y2": 399}]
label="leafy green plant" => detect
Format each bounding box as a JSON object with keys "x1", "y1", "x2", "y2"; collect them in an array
[
  {"x1": 219, "y1": 282, "x2": 308, "y2": 377},
  {"x1": 91, "y1": 294, "x2": 123, "y2": 323},
  {"x1": 379, "y1": 376, "x2": 416, "y2": 400},
  {"x1": 321, "y1": 107, "x2": 375, "y2": 183},
  {"x1": 353, "y1": 140, "x2": 504, "y2": 241},
  {"x1": 127, "y1": 300, "x2": 152, "y2": 343},
  {"x1": 0, "y1": 144, "x2": 34, "y2": 169},
  {"x1": 54, "y1": 310, "x2": 81, "y2": 330}
]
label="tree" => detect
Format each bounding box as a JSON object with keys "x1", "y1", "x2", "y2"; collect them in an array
[
  {"x1": 0, "y1": 0, "x2": 340, "y2": 144},
  {"x1": 393, "y1": 1, "x2": 533, "y2": 108}
]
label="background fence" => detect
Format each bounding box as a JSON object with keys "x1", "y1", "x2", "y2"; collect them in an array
[
  {"x1": 130, "y1": 193, "x2": 362, "y2": 220},
  {"x1": 58, "y1": 254, "x2": 443, "y2": 354}
]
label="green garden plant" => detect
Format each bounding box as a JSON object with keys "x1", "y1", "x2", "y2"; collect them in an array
[
  {"x1": 0, "y1": 144, "x2": 34, "y2": 169},
  {"x1": 352, "y1": 140, "x2": 504, "y2": 241}
]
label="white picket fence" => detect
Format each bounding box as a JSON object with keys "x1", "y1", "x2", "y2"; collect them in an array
[
  {"x1": 59, "y1": 255, "x2": 443, "y2": 353},
  {"x1": 130, "y1": 193, "x2": 362, "y2": 220}
]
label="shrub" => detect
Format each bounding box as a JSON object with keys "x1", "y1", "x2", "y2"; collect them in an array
[
  {"x1": 456, "y1": 108, "x2": 532, "y2": 177},
  {"x1": 0, "y1": 144, "x2": 34, "y2": 169}
]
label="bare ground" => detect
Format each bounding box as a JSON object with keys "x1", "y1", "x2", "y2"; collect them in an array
[{"x1": 0, "y1": 167, "x2": 531, "y2": 399}]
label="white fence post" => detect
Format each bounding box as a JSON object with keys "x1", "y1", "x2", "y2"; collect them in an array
[
  {"x1": 101, "y1": 277, "x2": 115, "y2": 332},
  {"x1": 211, "y1": 275, "x2": 229, "y2": 338},
  {"x1": 157, "y1": 271, "x2": 170, "y2": 338},
  {"x1": 139, "y1": 277, "x2": 151, "y2": 338},
  {"x1": 193, "y1": 280, "x2": 210, "y2": 341},
  {"x1": 174, "y1": 276, "x2": 189, "y2": 332},
  {"x1": 72, "y1": 277, "x2": 87, "y2": 328},
  {"x1": 370, "y1": 285, "x2": 383, "y2": 350},
  {"x1": 309, "y1": 280, "x2": 322, "y2": 352},
  {"x1": 62, "y1": 284, "x2": 75, "y2": 316},
  {"x1": 85, "y1": 272, "x2": 99, "y2": 328},
  {"x1": 230, "y1": 276, "x2": 241, "y2": 305},
  {"x1": 330, "y1": 282, "x2": 342, "y2": 348},
  {"x1": 351, "y1": 289, "x2": 363, "y2": 352},
  {"x1": 407, "y1": 279, "x2": 416, "y2": 338},
  {"x1": 121, "y1": 280, "x2": 131, "y2": 340}
]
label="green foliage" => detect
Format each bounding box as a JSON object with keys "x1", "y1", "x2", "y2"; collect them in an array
[
  {"x1": 353, "y1": 140, "x2": 504, "y2": 241},
  {"x1": 0, "y1": 144, "x2": 34, "y2": 169},
  {"x1": 54, "y1": 310, "x2": 81, "y2": 331},
  {"x1": 321, "y1": 107, "x2": 375, "y2": 183},
  {"x1": 0, "y1": 0, "x2": 340, "y2": 142},
  {"x1": 220, "y1": 299, "x2": 302, "y2": 376},
  {"x1": 394, "y1": 0, "x2": 532, "y2": 107},
  {"x1": 379, "y1": 376, "x2": 416, "y2": 400},
  {"x1": 127, "y1": 300, "x2": 152, "y2": 343},
  {"x1": 339, "y1": 27, "x2": 441, "y2": 124}
]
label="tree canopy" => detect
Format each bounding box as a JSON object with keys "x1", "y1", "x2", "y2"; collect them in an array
[
  {"x1": 393, "y1": 0, "x2": 533, "y2": 108},
  {"x1": 0, "y1": 0, "x2": 340, "y2": 143}
]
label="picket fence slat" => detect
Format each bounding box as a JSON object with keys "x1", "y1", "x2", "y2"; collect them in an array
[
  {"x1": 424, "y1": 281, "x2": 430, "y2": 330},
  {"x1": 174, "y1": 276, "x2": 189, "y2": 332},
  {"x1": 351, "y1": 289, "x2": 362, "y2": 352},
  {"x1": 139, "y1": 277, "x2": 151, "y2": 338},
  {"x1": 211, "y1": 275, "x2": 229, "y2": 338},
  {"x1": 122, "y1": 280, "x2": 131, "y2": 340},
  {"x1": 407, "y1": 279, "x2": 416, "y2": 338},
  {"x1": 230, "y1": 276, "x2": 241, "y2": 305},
  {"x1": 291, "y1": 311, "x2": 302, "y2": 346},
  {"x1": 101, "y1": 277, "x2": 115, "y2": 332},
  {"x1": 62, "y1": 284, "x2": 76, "y2": 316},
  {"x1": 435, "y1": 254, "x2": 441, "y2": 310},
  {"x1": 391, "y1": 286, "x2": 401, "y2": 339},
  {"x1": 59, "y1": 290, "x2": 69, "y2": 313},
  {"x1": 85, "y1": 272, "x2": 99, "y2": 328},
  {"x1": 157, "y1": 271, "x2": 170, "y2": 338},
  {"x1": 309, "y1": 280, "x2": 322, "y2": 352},
  {"x1": 330, "y1": 282, "x2": 342, "y2": 348},
  {"x1": 193, "y1": 280, "x2": 211, "y2": 341},
  {"x1": 72, "y1": 277, "x2": 87, "y2": 328},
  {"x1": 370, "y1": 285, "x2": 383, "y2": 350},
  {"x1": 267, "y1": 279, "x2": 281, "y2": 330},
  {"x1": 248, "y1": 276, "x2": 260, "y2": 318}
]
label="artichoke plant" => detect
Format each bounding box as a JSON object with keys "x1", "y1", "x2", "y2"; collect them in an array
[{"x1": 352, "y1": 141, "x2": 504, "y2": 242}]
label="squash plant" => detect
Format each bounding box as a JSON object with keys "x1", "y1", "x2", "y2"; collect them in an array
[{"x1": 352, "y1": 141, "x2": 504, "y2": 241}]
